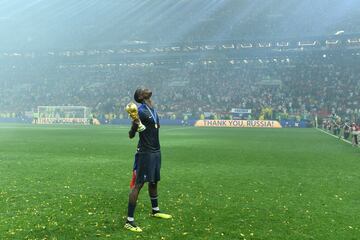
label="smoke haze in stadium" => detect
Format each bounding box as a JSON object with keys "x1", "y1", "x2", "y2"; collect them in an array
[
  {"x1": 0, "y1": 0, "x2": 360, "y2": 50},
  {"x1": 1, "y1": 0, "x2": 360, "y2": 124}
]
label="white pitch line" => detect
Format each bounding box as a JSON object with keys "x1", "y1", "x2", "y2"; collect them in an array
[{"x1": 316, "y1": 127, "x2": 353, "y2": 145}]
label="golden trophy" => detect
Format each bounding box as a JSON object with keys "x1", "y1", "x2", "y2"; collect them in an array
[{"x1": 125, "y1": 102, "x2": 146, "y2": 132}]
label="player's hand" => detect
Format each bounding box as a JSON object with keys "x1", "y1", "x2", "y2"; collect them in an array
[{"x1": 129, "y1": 130, "x2": 136, "y2": 139}]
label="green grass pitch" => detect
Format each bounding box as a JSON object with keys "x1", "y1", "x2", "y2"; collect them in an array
[{"x1": 0, "y1": 124, "x2": 360, "y2": 240}]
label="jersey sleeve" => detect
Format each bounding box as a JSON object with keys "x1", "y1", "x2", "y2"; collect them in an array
[{"x1": 138, "y1": 108, "x2": 151, "y2": 126}]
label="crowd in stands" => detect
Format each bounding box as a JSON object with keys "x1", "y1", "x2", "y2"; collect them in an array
[
  {"x1": 322, "y1": 117, "x2": 359, "y2": 147},
  {"x1": 0, "y1": 49, "x2": 359, "y2": 123}
]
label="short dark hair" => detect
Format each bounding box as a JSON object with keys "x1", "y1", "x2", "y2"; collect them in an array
[{"x1": 134, "y1": 87, "x2": 145, "y2": 103}]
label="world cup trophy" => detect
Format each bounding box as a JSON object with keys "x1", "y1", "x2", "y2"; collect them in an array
[{"x1": 125, "y1": 102, "x2": 146, "y2": 132}]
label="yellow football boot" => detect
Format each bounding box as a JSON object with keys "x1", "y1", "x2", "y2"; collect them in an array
[
  {"x1": 151, "y1": 211, "x2": 172, "y2": 219},
  {"x1": 124, "y1": 221, "x2": 143, "y2": 232}
]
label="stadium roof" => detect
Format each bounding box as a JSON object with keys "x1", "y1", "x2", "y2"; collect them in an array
[{"x1": 1, "y1": 0, "x2": 360, "y2": 50}]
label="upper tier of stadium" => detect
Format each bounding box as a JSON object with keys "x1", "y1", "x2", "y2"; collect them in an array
[{"x1": 1, "y1": 0, "x2": 360, "y2": 50}]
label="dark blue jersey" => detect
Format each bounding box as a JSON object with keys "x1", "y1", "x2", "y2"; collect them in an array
[{"x1": 137, "y1": 103, "x2": 160, "y2": 152}]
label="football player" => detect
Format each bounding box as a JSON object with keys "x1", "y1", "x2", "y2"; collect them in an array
[{"x1": 124, "y1": 87, "x2": 172, "y2": 233}]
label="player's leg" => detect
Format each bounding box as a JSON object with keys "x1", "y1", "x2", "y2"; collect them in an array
[
  {"x1": 148, "y1": 182, "x2": 159, "y2": 212},
  {"x1": 125, "y1": 152, "x2": 145, "y2": 232},
  {"x1": 352, "y1": 133, "x2": 356, "y2": 146},
  {"x1": 146, "y1": 152, "x2": 172, "y2": 219},
  {"x1": 128, "y1": 183, "x2": 144, "y2": 220},
  {"x1": 148, "y1": 151, "x2": 160, "y2": 213},
  {"x1": 124, "y1": 183, "x2": 144, "y2": 232},
  {"x1": 352, "y1": 133, "x2": 358, "y2": 146},
  {"x1": 148, "y1": 182, "x2": 171, "y2": 219}
]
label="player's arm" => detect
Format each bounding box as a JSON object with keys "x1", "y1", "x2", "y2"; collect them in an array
[{"x1": 129, "y1": 121, "x2": 139, "y2": 139}]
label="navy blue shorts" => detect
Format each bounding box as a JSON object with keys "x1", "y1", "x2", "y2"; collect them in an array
[{"x1": 133, "y1": 151, "x2": 161, "y2": 185}]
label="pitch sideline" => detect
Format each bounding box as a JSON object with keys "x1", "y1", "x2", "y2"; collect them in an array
[{"x1": 316, "y1": 127, "x2": 352, "y2": 145}]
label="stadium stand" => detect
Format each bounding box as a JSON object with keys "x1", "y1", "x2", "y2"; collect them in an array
[{"x1": 0, "y1": 37, "x2": 359, "y2": 124}]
